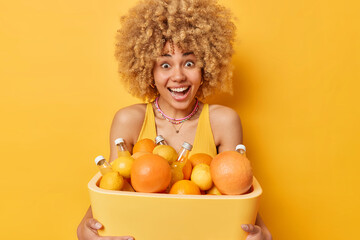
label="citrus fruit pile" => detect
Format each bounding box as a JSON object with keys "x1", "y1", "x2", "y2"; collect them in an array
[{"x1": 99, "y1": 138, "x2": 253, "y2": 195}]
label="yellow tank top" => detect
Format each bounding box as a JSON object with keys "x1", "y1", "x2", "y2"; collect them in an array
[{"x1": 137, "y1": 103, "x2": 217, "y2": 157}]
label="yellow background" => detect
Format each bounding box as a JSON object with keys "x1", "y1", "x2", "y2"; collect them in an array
[{"x1": 0, "y1": 0, "x2": 359, "y2": 239}]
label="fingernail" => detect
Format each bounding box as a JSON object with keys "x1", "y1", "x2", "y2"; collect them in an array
[
  {"x1": 241, "y1": 224, "x2": 248, "y2": 231},
  {"x1": 127, "y1": 237, "x2": 134, "y2": 240},
  {"x1": 94, "y1": 222, "x2": 102, "y2": 229}
]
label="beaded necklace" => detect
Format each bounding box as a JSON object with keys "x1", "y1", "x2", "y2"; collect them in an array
[{"x1": 154, "y1": 97, "x2": 199, "y2": 125}]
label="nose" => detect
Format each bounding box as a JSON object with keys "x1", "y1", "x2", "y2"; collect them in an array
[{"x1": 170, "y1": 66, "x2": 185, "y2": 82}]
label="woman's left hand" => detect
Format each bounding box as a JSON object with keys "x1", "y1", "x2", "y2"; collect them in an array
[{"x1": 241, "y1": 224, "x2": 272, "y2": 240}]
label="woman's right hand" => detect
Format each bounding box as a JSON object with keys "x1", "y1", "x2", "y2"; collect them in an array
[{"x1": 77, "y1": 217, "x2": 134, "y2": 240}]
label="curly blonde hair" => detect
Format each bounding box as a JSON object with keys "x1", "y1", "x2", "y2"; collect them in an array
[{"x1": 115, "y1": 0, "x2": 236, "y2": 101}]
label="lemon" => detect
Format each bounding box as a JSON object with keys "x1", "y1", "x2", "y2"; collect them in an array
[
  {"x1": 190, "y1": 163, "x2": 213, "y2": 191},
  {"x1": 206, "y1": 185, "x2": 222, "y2": 195},
  {"x1": 99, "y1": 172, "x2": 124, "y2": 190},
  {"x1": 112, "y1": 156, "x2": 134, "y2": 178},
  {"x1": 153, "y1": 145, "x2": 177, "y2": 164}
]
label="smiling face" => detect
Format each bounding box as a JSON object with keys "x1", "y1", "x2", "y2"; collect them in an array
[{"x1": 153, "y1": 42, "x2": 202, "y2": 113}]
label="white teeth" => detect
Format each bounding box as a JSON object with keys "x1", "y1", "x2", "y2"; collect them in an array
[{"x1": 170, "y1": 87, "x2": 189, "y2": 92}]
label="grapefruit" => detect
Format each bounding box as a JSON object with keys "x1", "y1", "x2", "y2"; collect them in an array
[
  {"x1": 131, "y1": 153, "x2": 171, "y2": 193},
  {"x1": 210, "y1": 151, "x2": 253, "y2": 195}
]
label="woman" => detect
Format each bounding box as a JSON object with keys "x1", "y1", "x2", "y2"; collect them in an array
[{"x1": 77, "y1": 0, "x2": 272, "y2": 239}]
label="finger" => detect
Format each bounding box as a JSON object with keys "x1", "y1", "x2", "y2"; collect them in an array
[
  {"x1": 86, "y1": 218, "x2": 103, "y2": 230},
  {"x1": 241, "y1": 224, "x2": 261, "y2": 234},
  {"x1": 100, "y1": 236, "x2": 135, "y2": 240}
]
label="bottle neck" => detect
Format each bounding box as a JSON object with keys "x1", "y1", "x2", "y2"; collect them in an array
[
  {"x1": 117, "y1": 142, "x2": 128, "y2": 152},
  {"x1": 158, "y1": 140, "x2": 167, "y2": 145},
  {"x1": 97, "y1": 159, "x2": 106, "y2": 166},
  {"x1": 177, "y1": 148, "x2": 190, "y2": 162},
  {"x1": 236, "y1": 149, "x2": 246, "y2": 155},
  {"x1": 97, "y1": 159, "x2": 113, "y2": 175},
  {"x1": 116, "y1": 142, "x2": 131, "y2": 157}
]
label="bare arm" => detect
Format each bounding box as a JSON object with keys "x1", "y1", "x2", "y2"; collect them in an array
[
  {"x1": 77, "y1": 104, "x2": 145, "y2": 240},
  {"x1": 210, "y1": 105, "x2": 272, "y2": 240},
  {"x1": 210, "y1": 105, "x2": 243, "y2": 153},
  {"x1": 108, "y1": 104, "x2": 145, "y2": 162}
]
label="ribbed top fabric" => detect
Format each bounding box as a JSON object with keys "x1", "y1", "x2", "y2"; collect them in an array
[
  {"x1": 137, "y1": 103, "x2": 157, "y2": 142},
  {"x1": 137, "y1": 103, "x2": 217, "y2": 157}
]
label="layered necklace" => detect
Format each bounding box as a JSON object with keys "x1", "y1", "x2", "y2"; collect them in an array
[{"x1": 154, "y1": 97, "x2": 199, "y2": 133}]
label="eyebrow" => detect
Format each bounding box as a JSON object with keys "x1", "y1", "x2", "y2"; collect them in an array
[{"x1": 161, "y1": 51, "x2": 194, "y2": 57}]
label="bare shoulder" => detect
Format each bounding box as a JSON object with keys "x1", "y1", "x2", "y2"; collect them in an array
[
  {"x1": 110, "y1": 103, "x2": 147, "y2": 147},
  {"x1": 113, "y1": 103, "x2": 147, "y2": 125},
  {"x1": 208, "y1": 104, "x2": 243, "y2": 152},
  {"x1": 209, "y1": 104, "x2": 241, "y2": 126}
]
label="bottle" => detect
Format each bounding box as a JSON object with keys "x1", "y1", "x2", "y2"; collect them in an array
[
  {"x1": 235, "y1": 144, "x2": 246, "y2": 156},
  {"x1": 155, "y1": 135, "x2": 168, "y2": 145},
  {"x1": 115, "y1": 138, "x2": 131, "y2": 157},
  {"x1": 95, "y1": 155, "x2": 113, "y2": 175},
  {"x1": 170, "y1": 142, "x2": 193, "y2": 185}
]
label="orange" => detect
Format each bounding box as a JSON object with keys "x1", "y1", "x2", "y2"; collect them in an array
[
  {"x1": 189, "y1": 153, "x2": 213, "y2": 167},
  {"x1": 169, "y1": 180, "x2": 201, "y2": 195},
  {"x1": 210, "y1": 151, "x2": 253, "y2": 195},
  {"x1": 182, "y1": 161, "x2": 192, "y2": 180},
  {"x1": 132, "y1": 138, "x2": 156, "y2": 154},
  {"x1": 130, "y1": 153, "x2": 171, "y2": 193}
]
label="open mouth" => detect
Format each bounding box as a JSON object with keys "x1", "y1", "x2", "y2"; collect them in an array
[{"x1": 168, "y1": 86, "x2": 191, "y2": 97}]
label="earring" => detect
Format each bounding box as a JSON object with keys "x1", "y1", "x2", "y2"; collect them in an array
[{"x1": 150, "y1": 81, "x2": 156, "y2": 88}]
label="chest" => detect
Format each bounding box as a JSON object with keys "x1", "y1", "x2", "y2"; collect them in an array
[{"x1": 154, "y1": 117, "x2": 199, "y2": 152}]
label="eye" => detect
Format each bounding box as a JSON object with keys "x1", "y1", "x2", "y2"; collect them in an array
[
  {"x1": 185, "y1": 61, "x2": 195, "y2": 67},
  {"x1": 161, "y1": 63, "x2": 171, "y2": 69}
]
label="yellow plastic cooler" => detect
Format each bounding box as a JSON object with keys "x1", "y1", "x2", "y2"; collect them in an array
[{"x1": 88, "y1": 172, "x2": 262, "y2": 240}]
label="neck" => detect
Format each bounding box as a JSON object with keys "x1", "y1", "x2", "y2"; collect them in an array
[{"x1": 156, "y1": 97, "x2": 198, "y2": 120}]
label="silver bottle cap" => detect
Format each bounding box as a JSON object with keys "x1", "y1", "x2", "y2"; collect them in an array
[
  {"x1": 235, "y1": 144, "x2": 246, "y2": 152},
  {"x1": 155, "y1": 135, "x2": 165, "y2": 144},
  {"x1": 182, "y1": 142, "x2": 193, "y2": 151},
  {"x1": 94, "y1": 155, "x2": 105, "y2": 165},
  {"x1": 114, "y1": 138, "x2": 125, "y2": 145}
]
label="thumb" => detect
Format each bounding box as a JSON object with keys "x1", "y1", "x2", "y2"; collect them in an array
[
  {"x1": 241, "y1": 224, "x2": 261, "y2": 234},
  {"x1": 86, "y1": 218, "x2": 103, "y2": 230}
]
